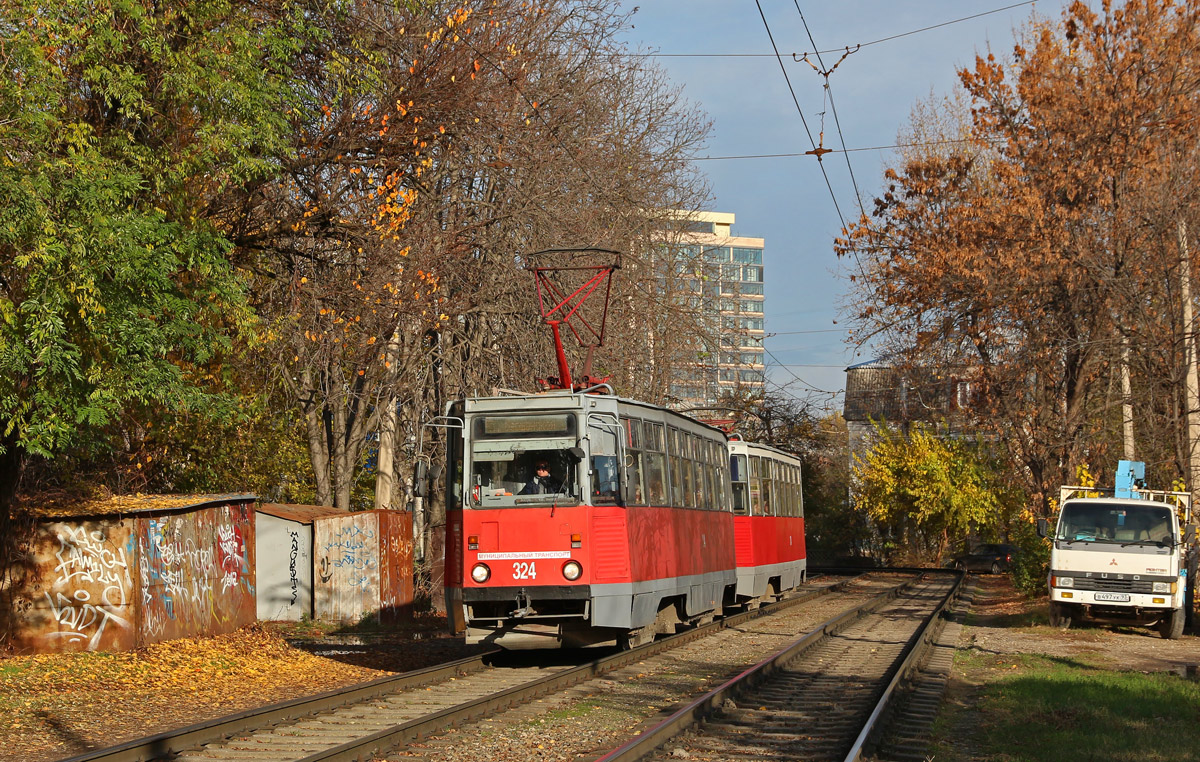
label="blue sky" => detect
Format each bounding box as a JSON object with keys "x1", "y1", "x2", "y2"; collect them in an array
[{"x1": 618, "y1": 1, "x2": 1055, "y2": 411}]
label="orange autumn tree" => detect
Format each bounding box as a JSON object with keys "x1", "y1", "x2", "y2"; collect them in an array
[
  {"x1": 228, "y1": 2, "x2": 493, "y2": 510},
  {"x1": 838, "y1": 0, "x2": 1200, "y2": 512},
  {"x1": 227, "y1": 1, "x2": 712, "y2": 516}
]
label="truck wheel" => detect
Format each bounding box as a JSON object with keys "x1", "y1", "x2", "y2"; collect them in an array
[
  {"x1": 1049, "y1": 602, "x2": 1072, "y2": 629},
  {"x1": 1159, "y1": 608, "x2": 1185, "y2": 640}
]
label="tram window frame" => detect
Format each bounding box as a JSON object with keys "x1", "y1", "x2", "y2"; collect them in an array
[
  {"x1": 447, "y1": 417, "x2": 465, "y2": 509},
  {"x1": 702, "y1": 441, "x2": 715, "y2": 511},
  {"x1": 684, "y1": 433, "x2": 695, "y2": 508},
  {"x1": 668, "y1": 427, "x2": 684, "y2": 508},
  {"x1": 642, "y1": 422, "x2": 667, "y2": 506},
  {"x1": 731, "y1": 453, "x2": 749, "y2": 515},
  {"x1": 761, "y1": 458, "x2": 774, "y2": 517},
  {"x1": 691, "y1": 439, "x2": 700, "y2": 508},
  {"x1": 749, "y1": 455, "x2": 763, "y2": 515},
  {"x1": 622, "y1": 417, "x2": 645, "y2": 506},
  {"x1": 793, "y1": 464, "x2": 802, "y2": 516},
  {"x1": 587, "y1": 415, "x2": 622, "y2": 505},
  {"x1": 787, "y1": 465, "x2": 796, "y2": 518}
]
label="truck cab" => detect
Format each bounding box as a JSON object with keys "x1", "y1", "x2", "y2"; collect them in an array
[{"x1": 1040, "y1": 463, "x2": 1193, "y2": 639}]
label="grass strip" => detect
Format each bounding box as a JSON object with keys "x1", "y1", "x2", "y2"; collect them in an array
[{"x1": 968, "y1": 652, "x2": 1200, "y2": 761}]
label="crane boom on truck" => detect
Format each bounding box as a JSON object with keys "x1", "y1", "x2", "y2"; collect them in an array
[{"x1": 1038, "y1": 460, "x2": 1198, "y2": 639}]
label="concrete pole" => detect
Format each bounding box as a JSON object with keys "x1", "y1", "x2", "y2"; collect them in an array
[{"x1": 1178, "y1": 219, "x2": 1200, "y2": 497}]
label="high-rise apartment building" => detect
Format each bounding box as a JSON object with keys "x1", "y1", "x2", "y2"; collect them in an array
[{"x1": 661, "y1": 211, "x2": 766, "y2": 409}]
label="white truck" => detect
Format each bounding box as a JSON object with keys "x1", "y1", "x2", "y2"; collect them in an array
[{"x1": 1038, "y1": 461, "x2": 1196, "y2": 639}]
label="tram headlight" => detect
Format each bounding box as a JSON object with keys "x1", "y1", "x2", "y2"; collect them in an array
[
  {"x1": 471, "y1": 563, "x2": 491, "y2": 583},
  {"x1": 562, "y1": 560, "x2": 582, "y2": 581}
]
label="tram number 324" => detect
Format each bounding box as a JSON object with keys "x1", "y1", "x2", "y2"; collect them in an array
[{"x1": 512, "y1": 561, "x2": 537, "y2": 580}]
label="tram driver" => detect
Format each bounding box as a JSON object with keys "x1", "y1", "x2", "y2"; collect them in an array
[{"x1": 520, "y1": 459, "x2": 564, "y2": 495}]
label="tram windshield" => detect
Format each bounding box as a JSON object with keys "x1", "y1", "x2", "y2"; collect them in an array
[{"x1": 468, "y1": 414, "x2": 581, "y2": 506}]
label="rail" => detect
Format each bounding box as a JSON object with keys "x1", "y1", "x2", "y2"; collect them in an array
[
  {"x1": 63, "y1": 574, "x2": 863, "y2": 762},
  {"x1": 592, "y1": 569, "x2": 961, "y2": 762}
]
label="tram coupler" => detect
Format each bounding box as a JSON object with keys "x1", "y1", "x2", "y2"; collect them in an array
[{"x1": 510, "y1": 591, "x2": 537, "y2": 618}]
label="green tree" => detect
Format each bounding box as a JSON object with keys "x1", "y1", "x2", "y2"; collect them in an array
[{"x1": 0, "y1": 0, "x2": 308, "y2": 537}]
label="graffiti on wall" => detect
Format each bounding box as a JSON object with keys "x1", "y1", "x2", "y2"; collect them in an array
[
  {"x1": 323, "y1": 523, "x2": 377, "y2": 591},
  {"x1": 288, "y1": 529, "x2": 301, "y2": 606},
  {"x1": 41, "y1": 524, "x2": 135, "y2": 650},
  {"x1": 138, "y1": 502, "x2": 256, "y2": 645},
  {"x1": 10, "y1": 500, "x2": 257, "y2": 654}
]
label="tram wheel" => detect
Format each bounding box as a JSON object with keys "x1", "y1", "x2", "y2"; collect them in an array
[{"x1": 618, "y1": 625, "x2": 654, "y2": 650}]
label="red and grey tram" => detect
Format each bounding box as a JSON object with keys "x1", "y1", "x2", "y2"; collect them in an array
[
  {"x1": 728, "y1": 438, "x2": 806, "y2": 606},
  {"x1": 443, "y1": 388, "x2": 736, "y2": 648}
]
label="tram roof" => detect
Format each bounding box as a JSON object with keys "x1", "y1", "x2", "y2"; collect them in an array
[
  {"x1": 728, "y1": 437, "x2": 803, "y2": 465},
  {"x1": 460, "y1": 390, "x2": 730, "y2": 437}
]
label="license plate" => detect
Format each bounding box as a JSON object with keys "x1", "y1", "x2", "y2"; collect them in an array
[{"x1": 1094, "y1": 592, "x2": 1131, "y2": 602}]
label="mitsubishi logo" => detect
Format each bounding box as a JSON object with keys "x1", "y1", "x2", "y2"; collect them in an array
[{"x1": 1110, "y1": 558, "x2": 1119, "y2": 566}]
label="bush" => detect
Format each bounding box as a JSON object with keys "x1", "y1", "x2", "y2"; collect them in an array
[{"x1": 1010, "y1": 517, "x2": 1050, "y2": 597}]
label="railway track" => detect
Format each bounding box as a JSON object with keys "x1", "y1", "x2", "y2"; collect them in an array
[
  {"x1": 61, "y1": 573, "x2": 864, "y2": 762},
  {"x1": 595, "y1": 571, "x2": 962, "y2": 762}
]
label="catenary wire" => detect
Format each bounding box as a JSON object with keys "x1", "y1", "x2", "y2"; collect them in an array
[
  {"x1": 794, "y1": 0, "x2": 866, "y2": 219},
  {"x1": 640, "y1": 2, "x2": 1036, "y2": 58}
]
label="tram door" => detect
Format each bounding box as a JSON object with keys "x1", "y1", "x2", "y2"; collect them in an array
[{"x1": 587, "y1": 414, "x2": 624, "y2": 504}]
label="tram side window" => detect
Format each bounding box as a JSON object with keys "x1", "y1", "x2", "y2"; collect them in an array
[
  {"x1": 731, "y1": 454, "x2": 749, "y2": 515},
  {"x1": 624, "y1": 418, "x2": 645, "y2": 506},
  {"x1": 761, "y1": 458, "x2": 774, "y2": 517},
  {"x1": 643, "y1": 422, "x2": 668, "y2": 505},
  {"x1": 668, "y1": 428, "x2": 684, "y2": 507},
  {"x1": 717, "y1": 444, "x2": 732, "y2": 512},
  {"x1": 787, "y1": 465, "x2": 796, "y2": 518},
  {"x1": 795, "y1": 465, "x2": 805, "y2": 517},
  {"x1": 779, "y1": 462, "x2": 788, "y2": 516},
  {"x1": 690, "y1": 435, "x2": 703, "y2": 509},
  {"x1": 447, "y1": 419, "x2": 464, "y2": 508},
  {"x1": 678, "y1": 433, "x2": 693, "y2": 508},
  {"x1": 749, "y1": 456, "x2": 763, "y2": 515},
  {"x1": 589, "y1": 419, "x2": 621, "y2": 504},
  {"x1": 789, "y1": 464, "x2": 800, "y2": 517},
  {"x1": 700, "y1": 439, "x2": 710, "y2": 508}
]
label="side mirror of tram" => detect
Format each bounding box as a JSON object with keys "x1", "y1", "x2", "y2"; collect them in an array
[
  {"x1": 567, "y1": 446, "x2": 585, "y2": 462},
  {"x1": 429, "y1": 463, "x2": 444, "y2": 480}
]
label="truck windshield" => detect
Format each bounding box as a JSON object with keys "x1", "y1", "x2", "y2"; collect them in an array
[{"x1": 1058, "y1": 502, "x2": 1174, "y2": 545}]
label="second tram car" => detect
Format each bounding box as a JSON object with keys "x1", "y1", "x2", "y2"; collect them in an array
[
  {"x1": 443, "y1": 388, "x2": 737, "y2": 649},
  {"x1": 728, "y1": 438, "x2": 807, "y2": 606}
]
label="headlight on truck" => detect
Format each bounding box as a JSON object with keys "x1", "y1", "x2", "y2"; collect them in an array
[
  {"x1": 1053, "y1": 576, "x2": 1074, "y2": 588},
  {"x1": 1152, "y1": 581, "x2": 1175, "y2": 594}
]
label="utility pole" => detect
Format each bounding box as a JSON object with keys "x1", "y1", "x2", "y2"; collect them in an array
[{"x1": 1179, "y1": 220, "x2": 1200, "y2": 494}]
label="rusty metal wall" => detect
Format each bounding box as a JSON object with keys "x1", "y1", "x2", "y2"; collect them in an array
[
  {"x1": 137, "y1": 502, "x2": 256, "y2": 645},
  {"x1": 314, "y1": 512, "x2": 381, "y2": 622},
  {"x1": 11, "y1": 519, "x2": 140, "y2": 653},
  {"x1": 7, "y1": 500, "x2": 256, "y2": 654},
  {"x1": 377, "y1": 510, "x2": 413, "y2": 622}
]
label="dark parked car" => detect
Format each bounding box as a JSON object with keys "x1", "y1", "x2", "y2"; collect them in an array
[{"x1": 952, "y1": 543, "x2": 1018, "y2": 574}]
